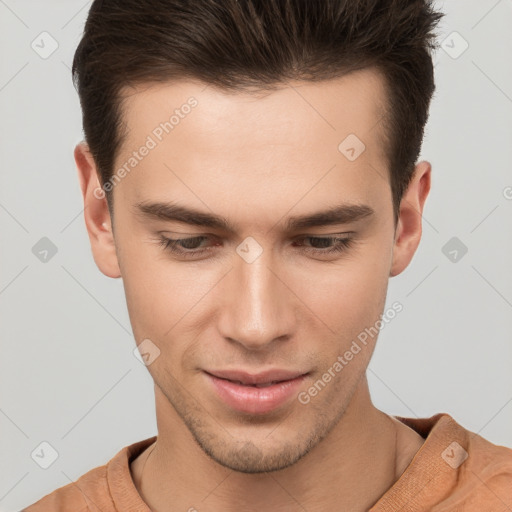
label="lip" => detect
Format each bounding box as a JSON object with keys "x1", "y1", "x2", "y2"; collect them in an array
[{"x1": 204, "y1": 369, "x2": 309, "y2": 414}]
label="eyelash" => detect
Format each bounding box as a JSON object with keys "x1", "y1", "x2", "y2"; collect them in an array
[{"x1": 156, "y1": 234, "x2": 355, "y2": 259}]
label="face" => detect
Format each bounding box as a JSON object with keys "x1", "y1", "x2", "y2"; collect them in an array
[{"x1": 76, "y1": 69, "x2": 430, "y2": 473}]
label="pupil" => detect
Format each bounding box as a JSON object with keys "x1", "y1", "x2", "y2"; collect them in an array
[
  {"x1": 311, "y1": 238, "x2": 331, "y2": 249},
  {"x1": 182, "y1": 237, "x2": 201, "y2": 249}
]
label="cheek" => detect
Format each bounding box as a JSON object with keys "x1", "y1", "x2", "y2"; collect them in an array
[
  {"x1": 299, "y1": 254, "x2": 389, "y2": 329},
  {"x1": 293, "y1": 245, "x2": 391, "y2": 372},
  {"x1": 119, "y1": 240, "x2": 221, "y2": 346}
]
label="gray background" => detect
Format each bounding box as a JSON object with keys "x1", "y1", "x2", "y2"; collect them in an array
[{"x1": 1, "y1": 1, "x2": 511, "y2": 510}]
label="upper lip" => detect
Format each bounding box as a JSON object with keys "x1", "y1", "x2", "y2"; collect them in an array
[{"x1": 205, "y1": 369, "x2": 308, "y2": 385}]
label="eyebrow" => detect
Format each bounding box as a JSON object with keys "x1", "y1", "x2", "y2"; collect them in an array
[{"x1": 133, "y1": 200, "x2": 375, "y2": 233}]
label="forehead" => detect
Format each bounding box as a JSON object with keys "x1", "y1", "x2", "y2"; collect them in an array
[
  {"x1": 119, "y1": 68, "x2": 388, "y2": 149},
  {"x1": 114, "y1": 69, "x2": 390, "y2": 221}
]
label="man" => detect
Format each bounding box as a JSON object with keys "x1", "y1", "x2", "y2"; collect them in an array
[{"x1": 24, "y1": 0, "x2": 512, "y2": 511}]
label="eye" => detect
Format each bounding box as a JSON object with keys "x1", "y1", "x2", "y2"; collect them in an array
[
  {"x1": 157, "y1": 235, "x2": 215, "y2": 258},
  {"x1": 155, "y1": 234, "x2": 355, "y2": 260},
  {"x1": 292, "y1": 236, "x2": 354, "y2": 255}
]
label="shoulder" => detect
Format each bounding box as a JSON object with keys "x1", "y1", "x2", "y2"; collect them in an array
[
  {"x1": 425, "y1": 413, "x2": 512, "y2": 509},
  {"x1": 21, "y1": 465, "x2": 111, "y2": 512},
  {"x1": 435, "y1": 413, "x2": 512, "y2": 477},
  {"x1": 458, "y1": 423, "x2": 512, "y2": 505},
  {"x1": 21, "y1": 436, "x2": 156, "y2": 512}
]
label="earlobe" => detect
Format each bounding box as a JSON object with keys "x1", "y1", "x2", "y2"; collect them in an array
[
  {"x1": 389, "y1": 161, "x2": 432, "y2": 278},
  {"x1": 74, "y1": 142, "x2": 122, "y2": 279}
]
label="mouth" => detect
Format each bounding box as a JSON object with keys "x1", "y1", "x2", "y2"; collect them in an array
[
  {"x1": 220, "y1": 380, "x2": 285, "y2": 388},
  {"x1": 203, "y1": 369, "x2": 310, "y2": 414},
  {"x1": 205, "y1": 368, "x2": 309, "y2": 385}
]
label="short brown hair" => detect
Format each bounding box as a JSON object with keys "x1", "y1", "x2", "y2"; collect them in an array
[{"x1": 72, "y1": 0, "x2": 444, "y2": 224}]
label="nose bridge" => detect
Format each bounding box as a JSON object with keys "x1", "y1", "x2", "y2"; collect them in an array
[{"x1": 219, "y1": 245, "x2": 293, "y2": 349}]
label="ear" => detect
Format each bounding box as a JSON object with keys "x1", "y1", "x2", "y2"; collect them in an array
[
  {"x1": 74, "y1": 142, "x2": 121, "y2": 278},
  {"x1": 389, "y1": 160, "x2": 431, "y2": 277}
]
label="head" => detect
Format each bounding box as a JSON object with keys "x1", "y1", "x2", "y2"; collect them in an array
[{"x1": 72, "y1": 0, "x2": 443, "y2": 473}]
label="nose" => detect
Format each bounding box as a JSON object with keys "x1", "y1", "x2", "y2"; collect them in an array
[{"x1": 217, "y1": 247, "x2": 296, "y2": 351}]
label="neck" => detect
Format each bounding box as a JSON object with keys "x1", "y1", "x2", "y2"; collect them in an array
[{"x1": 132, "y1": 376, "x2": 421, "y2": 512}]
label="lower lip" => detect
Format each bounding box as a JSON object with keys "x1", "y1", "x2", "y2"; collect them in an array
[{"x1": 205, "y1": 372, "x2": 308, "y2": 414}]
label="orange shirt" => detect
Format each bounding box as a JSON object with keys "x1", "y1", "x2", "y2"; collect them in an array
[{"x1": 22, "y1": 413, "x2": 512, "y2": 511}]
